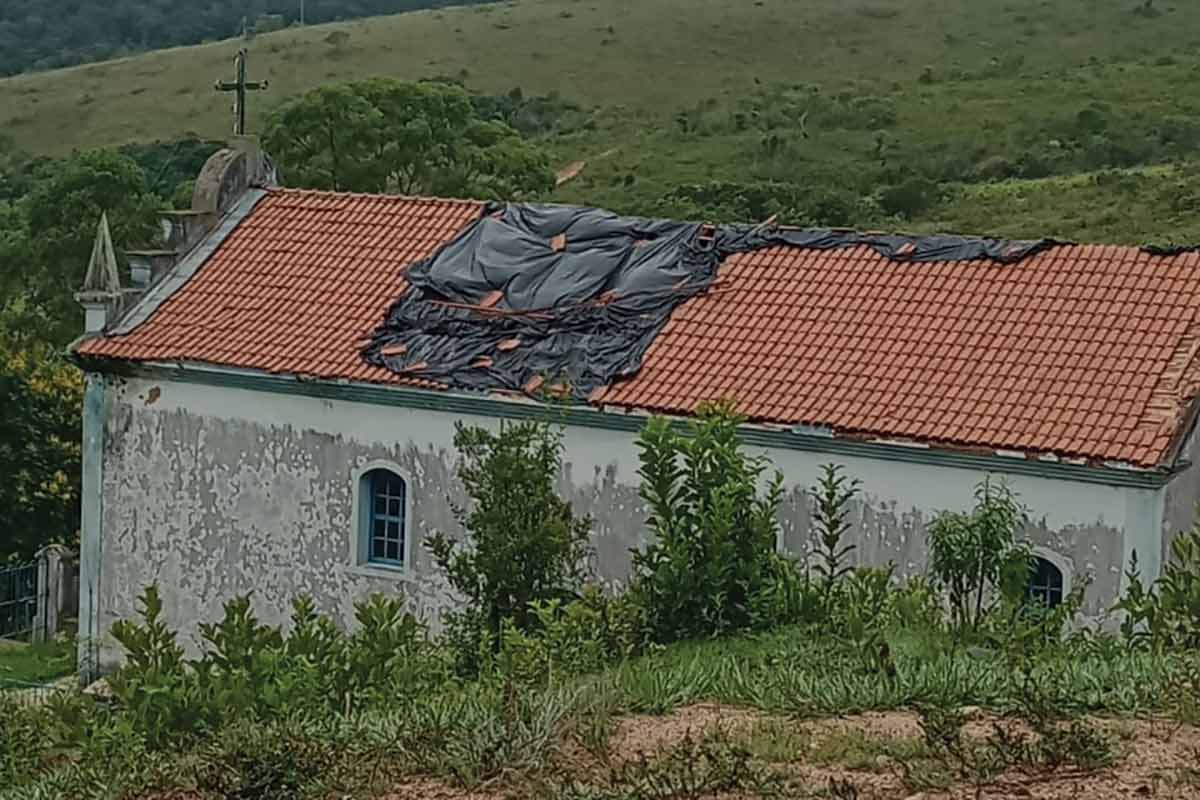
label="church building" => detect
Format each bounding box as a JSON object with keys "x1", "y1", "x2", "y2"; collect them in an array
[{"x1": 70, "y1": 139, "x2": 1200, "y2": 678}]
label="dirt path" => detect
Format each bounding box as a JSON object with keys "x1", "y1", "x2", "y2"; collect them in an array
[{"x1": 381, "y1": 705, "x2": 1200, "y2": 799}]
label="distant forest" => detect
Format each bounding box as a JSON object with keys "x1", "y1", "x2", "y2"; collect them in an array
[{"x1": 0, "y1": 0, "x2": 492, "y2": 76}]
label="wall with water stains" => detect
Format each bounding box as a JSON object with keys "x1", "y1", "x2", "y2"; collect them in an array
[{"x1": 89, "y1": 375, "x2": 1161, "y2": 670}]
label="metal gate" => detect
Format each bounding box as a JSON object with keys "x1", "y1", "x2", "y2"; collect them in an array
[{"x1": 0, "y1": 561, "x2": 37, "y2": 640}]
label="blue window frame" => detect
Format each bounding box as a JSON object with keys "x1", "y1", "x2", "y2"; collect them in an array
[
  {"x1": 363, "y1": 469, "x2": 406, "y2": 567},
  {"x1": 1026, "y1": 556, "x2": 1064, "y2": 609}
]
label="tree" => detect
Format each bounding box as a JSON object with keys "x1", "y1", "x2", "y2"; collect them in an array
[
  {"x1": 20, "y1": 150, "x2": 161, "y2": 344},
  {"x1": 631, "y1": 403, "x2": 785, "y2": 642},
  {"x1": 263, "y1": 83, "x2": 384, "y2": 192},
  {"x1": 0, "y1": 147, "x2": 159, "y2": 561},
  {"x1": 426, "y1": 420, "x2": 593, "y2": 641},
  {"x1": 927, "y1": 478, "x2": 1031, "y2": 634},
  {"x1": 264, "y1": 79, "x2": 554, "y2": 198},
  {"x1": 0, "y1": 327, "x2": 83, "y2": 561},
  {"x1": 0, "y1": 1, "x2": 496, "y2": 77}
]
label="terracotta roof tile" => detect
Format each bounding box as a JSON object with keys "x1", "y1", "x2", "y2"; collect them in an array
[
  {"x1": 601, "y1": 241, "x2": 1200, "y2": 467},
  {"x1": 77, "y1": 188, "x2": 1200, "y2": 468},
  {"x1": 79, "y1": 190, "x2": 481, "y2": 387}
]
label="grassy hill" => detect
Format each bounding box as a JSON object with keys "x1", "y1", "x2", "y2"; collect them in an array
[{"x1": 4, "y1": 0, "x2": 1200, "y2": 242}]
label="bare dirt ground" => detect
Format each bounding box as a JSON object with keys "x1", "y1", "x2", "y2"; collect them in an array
[{"x1": 382, "y1": 704, "x2": 1200, "y2": 799}]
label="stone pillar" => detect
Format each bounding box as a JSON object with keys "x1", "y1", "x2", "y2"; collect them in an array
[{"x1": 33, "y1": 544, "x2": 69, "y2": 644}]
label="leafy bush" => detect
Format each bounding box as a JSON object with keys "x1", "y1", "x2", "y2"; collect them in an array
[
  {"x1": 882, "y1": 576, "x2": 945, "y2": 633},
  {"x1": 429, "y1": 419, "x2": 593, "y2": 654},
  {"x1": 972, "y1": 155, "x2": 1017, "y2": 182},
  {"x1": 343, "y1": 593, "x2": 451, "y2": 706},
  {"x1": 748, "y1": 553, "x2": 823, "y2": 629},
  {"x1": 470, "y1": 86, "x2": 585, "y2": 136},
  {"x1": 1157, "y1": 116, "x2": 1200, "y2": 151},
  {"x1": 927, "y1": 478, "x2": 1031, "y2": 635},
  {"x1": 1115, "y1": 527, "x2": 1200, "y2": 649},
  {"x1": 492, "y1": 587, "x2": 651, "y2": 685},
  {"x1": 109, "y1": 586, "x2": 211, "y2": 741},
  {"x1": 109, "y1": 586, "x2": 452, "y2": 741},
  {"x1": 495, "y1": 601, "x2": 608, "y2": 685},
  {"x1": 0, "y1": 695, "x2": 52, "y2": 788},
  {"x1": 193, "y1": 719, "x2": 345, "y2": 800},
  {"x1": 810, "y1": 464, "x2": 860, "y2": 599},
  {"x1": 755, "y1": 464, "x2": 917, "y2": 661},
  {"x1": 631, "y1": 403, "x2": 784, "y2": 642}
]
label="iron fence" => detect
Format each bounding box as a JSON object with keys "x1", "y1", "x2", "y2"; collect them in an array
[{"x1": 0, "y1": 561, "x2": 38, "y2": 640}]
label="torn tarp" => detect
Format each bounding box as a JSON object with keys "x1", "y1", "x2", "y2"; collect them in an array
[
  {"x1": 1142, "y1": 243, "x2": 1200, "y2": 257},
  {"x1": 364, "y1": 204, "x2": 734, "y2": 398},
  {"x1": 766, "y1": 229, "x2": 1061, "y2": 264},
  {"x1": 363, "y1": 203, "x2": 1060, "y2": 399}
]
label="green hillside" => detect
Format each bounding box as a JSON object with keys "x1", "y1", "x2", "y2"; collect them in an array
[
  {"x1": 0, "y1": 1, "x2": 492, "y2": 76},
  {"x1": 4, "y1": 0, "x2": 1200, "y2": 242}
]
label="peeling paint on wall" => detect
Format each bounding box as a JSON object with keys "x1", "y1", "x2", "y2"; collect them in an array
[
  {"x1": 1163, "y1": 422, "x2": 1200, "y2": 576},
  {"x1": 93, "y1": 377, "x2": 1161, "y2": 668}
]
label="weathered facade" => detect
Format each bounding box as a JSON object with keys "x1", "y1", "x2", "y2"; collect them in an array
[
  {"x1": 80, "y1": 369, "x2": 1172, "y2": 673},
  {"x1": 71, "y1": 143, "x2": 1200, "y2": 680}
]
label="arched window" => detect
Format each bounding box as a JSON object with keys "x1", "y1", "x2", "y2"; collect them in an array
[
  {"x1": 359, "y1": 468, "x2": 408, "y2": 568},
  {"x1": 1026, "y1": 556, "x2": 1064, "y2": 609}
]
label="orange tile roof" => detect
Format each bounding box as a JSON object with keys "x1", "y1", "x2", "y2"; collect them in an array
[
  {"x1": 79, "y1": 190, "x2": 483, "y2": 385},
  {"x1": 78, "y1": 188, "x2": 1200, "y2": 468}
]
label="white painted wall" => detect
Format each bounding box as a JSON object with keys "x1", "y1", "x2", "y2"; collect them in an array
[{"x1": 90, "y1": 374, "x2": 1164, "y2": 667}]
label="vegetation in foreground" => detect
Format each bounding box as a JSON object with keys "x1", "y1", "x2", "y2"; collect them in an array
[
  {"x1": 3, "y1": 408, "x2": 1200, "y2": 799},
  {"x1": 0, "y1": 637, "x2": 75, "y2": 685}
]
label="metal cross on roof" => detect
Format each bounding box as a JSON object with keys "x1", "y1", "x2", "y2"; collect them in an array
[{"x1": 215, "y1": 49, "x2": 268, "y2": 136}]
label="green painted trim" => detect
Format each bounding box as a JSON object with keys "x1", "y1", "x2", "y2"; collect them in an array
[
  {"x1": 77, "y1": 373, "x2": 105, "y2": 685},
  {"x1": 111, "y1": 361, "x2": 1175, "y2": 490}
]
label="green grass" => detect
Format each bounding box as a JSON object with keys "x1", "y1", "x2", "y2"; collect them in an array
[
  {"x1": 917, "y1": 164, "x2": 1200, "y2": 244},
  {"x1": 809, "y1": 729, "x2": 932, "y2": 770},
  {"x1": 606, "y1": 627, "x2": 1180, "y2": 718},
  {"x1": 0, "y1": 638, "x2": 75, "y2": 684},
  {"x1": 2, "y1": 624, "x2": 1195, "y2": 799},
  {"x1": 738, "y1": 716, "x2": 933, "y2": 769},
  {"x1": 3, "y1": 0, "x2": 1199, "y2": 155},
  {"x1": 4, "y1": 0, "x2": 1200, "y2": 241}
]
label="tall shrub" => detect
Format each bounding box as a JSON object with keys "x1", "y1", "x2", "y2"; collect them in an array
[
  {"x1": 427, "y1": 420, "x2": 593, "y2": 644},
  {"x1": 1115, "y1": 527, "x2": 1200, "y2": 649},
  {"x1": 810, "y1": 464, "x2": 860, "y2": 598},
  {"x1": 631, "y1": 403, "x2": 784, "y2": 642},
  {"x1": 927, "y1": 478, "x2": 1030, "y2": 634}
]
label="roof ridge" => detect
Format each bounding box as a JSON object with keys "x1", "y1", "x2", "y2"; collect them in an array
[
  {"x1": 266, "y1": 189, "x2": 1192, "y2": 257},
  {"x1": 268, "y1": 187, "x2": 483, "y2": 207}
]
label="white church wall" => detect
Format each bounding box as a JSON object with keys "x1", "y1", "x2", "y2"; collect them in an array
[
  {"x1": 1161, "y1": 417, "x2": 1200, "y2": 577},
  {"x1": 88, "y1": 373, "x2": 1159, "y2": 670}
]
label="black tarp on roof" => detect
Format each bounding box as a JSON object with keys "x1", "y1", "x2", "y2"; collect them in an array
[{"x1": 363, "y1": 203, "x2": 1059, "y2": 399}]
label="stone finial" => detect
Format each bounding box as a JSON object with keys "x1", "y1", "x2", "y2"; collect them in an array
[
  {"x1": 75, "y1": 212, "x2": 124, "y2": 333},
  {"x1": 81, "y1": 212, "x2": 121, "y2": 295}
]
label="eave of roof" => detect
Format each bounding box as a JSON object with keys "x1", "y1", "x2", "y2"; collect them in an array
[{"x1": 72, "y1": 357, "x2": 1179, "y2": 490}]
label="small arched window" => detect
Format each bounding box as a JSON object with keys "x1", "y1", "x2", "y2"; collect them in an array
[
  {"x1": 1026, "y1": 556, "x2": 1064, "y2": 609},
  {"x1": 360, "y1": 468, "x2": 408, "y2": 568}
]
